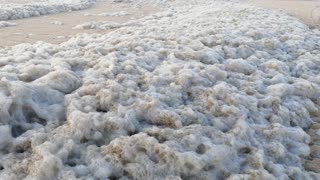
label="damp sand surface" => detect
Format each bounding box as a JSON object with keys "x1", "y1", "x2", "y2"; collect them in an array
[
  {"x1": 0, "y1": 0, "x2": 158, "y2": 47},
  {"x1": 248, "y1": 0, "x2": 320, "y2": 27}
]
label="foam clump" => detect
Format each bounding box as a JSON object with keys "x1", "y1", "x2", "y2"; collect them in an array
[
  {"x1": 84, "y1": 11, "x2": 130, "y2": 17},
  {"x1": 0, "y1": 0, "x2": 96, "y2": 21},
  {"x1": 0, "y1": 21, "x2": 16, "y2": 28},
  {"x1": 72, "y1": 21, "x2": 123, "y2": 30},
  {"x1": 0, "y1": 0, "x2": 320, "y2": 179},
  {"x1": 50, "y1": 21, "x2": 64, "y2": 25},
  {"x1": 34, "y1": 70, "x2": 81, "y2": 93}
]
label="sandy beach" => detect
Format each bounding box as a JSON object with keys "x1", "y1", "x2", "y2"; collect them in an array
[
  {"x1": 249, "y1": 0, "x2": 320, "y2": 27},
  {"x1": 0, "y1": 0, "x2": 158, "y2": 47}
]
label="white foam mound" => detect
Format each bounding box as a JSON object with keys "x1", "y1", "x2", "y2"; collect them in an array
[
  {"x1": 72, "y1": 20, "x2": 138, "y2": 30},
  {"x1": 0, "y1": 0, "x2": 96, "y2": 21},
  {"x1": 0, "y1": 21, "x2": 16, "y2": 28},
  {"x1": 0, "y1": 1, "x2": 320, "y2": 180},
  {"x1": 50, "y1": 20, "x2": 64, "y2": 25},
  {"x1": 72, "y1": 21, "x2": 123, "y2": 30},
  {"x1": 84, "y1": 11, "x2": 131, "y2": 17}
]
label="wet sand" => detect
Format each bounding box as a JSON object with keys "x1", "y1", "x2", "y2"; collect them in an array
[
  {"x1": 0, "y1": 0, "x2": 159, "y2": 47},
  {"x1": 248, "y1": 0, "x2": 320, "y2": 28}
]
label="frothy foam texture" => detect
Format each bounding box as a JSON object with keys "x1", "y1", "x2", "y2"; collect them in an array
[
  {"x1": 0, "y1": 0, "x2": 96, "y2": 21},
  {"x1": 0, "y1": 0, "x2": 319, "y2": 179},
  {"x1": 0, "y1": 21, "x2": 16, "y2": 28}
]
